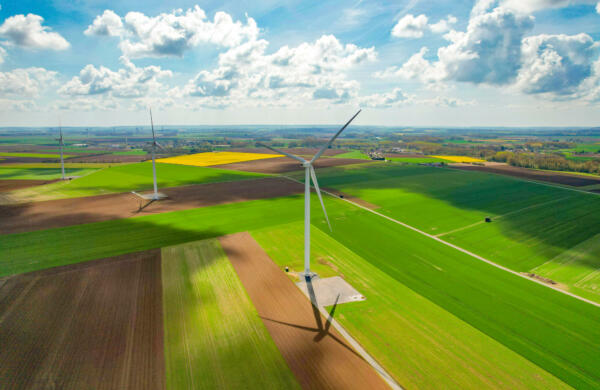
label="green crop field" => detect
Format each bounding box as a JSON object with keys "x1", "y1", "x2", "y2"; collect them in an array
[
  {"x1": 7, "y1": 162, "x2": 266, "y2": 201},
  {"x1": 2, "y1": 193, "x2": 599, "y2": 389},
  {"x1": 0, "y1": 195, "x2": 305, "y2": 276},
  {"x1": 162, "y1": 239, "x2": 299, "y2": 389},
  {"x1": 0, "y1": 152, "x2": 74, "y2": 159},
  {"x1": 333, "y1": 150, "x2": 371, "y2": 159},
  {"x1": 0, "y1": 166, "x2": 98, "y2": 180},
  {"x1": 0, "y1": 162, "x2": 128, "y2": 169},
  {"x1": 253, "y1": 223, "x2": 570, "y2": 390},
  {"x1": 307, "y1": 164, "x2": 600, "y2": 301}
]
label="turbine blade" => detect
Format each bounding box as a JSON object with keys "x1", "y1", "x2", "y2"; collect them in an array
[
  {"x1": 149, "y1": 108, "x2": 156, "y2": 142},
  {"x1": 257, "y1": 142, "x2": 307, "y2": 164},
  {"x1": 310, "y1": 166, "x2": 331, "y2": 231},
  {"x1": 155, "y1": 140, "x2": 166, "y2": 151},
  {"x1": 311, "y1": 109, "x2": 361, "y2": 164}
]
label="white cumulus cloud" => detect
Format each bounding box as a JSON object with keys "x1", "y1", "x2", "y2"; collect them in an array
[
  {"x1": 84, "y1": 10, "x2": 124, "y2": 37},
  {"x1": 0, "y1": 14, "x2": 70, "y2": 50},
  {"x1": 517, "y1": 33, "x2": 599, "y2": 95},
  {"x1": 391, "y1": 14, "x2": 429, "y2": 38},
  {"x1": 86, "y1": 6, "x2": 259, "y2": 58},
  {"x1": 0, "y1": 67, "x2": 57, "y2": 96},
  {"x1": 179, "y1": 34, "x2": 376, "y2": 107},
  {"x1": 59, "y1": 57, "x2": 172, "y2": 98},
  {"x1": 391, "y1": 14, "x2": 457, "y2": 39}
]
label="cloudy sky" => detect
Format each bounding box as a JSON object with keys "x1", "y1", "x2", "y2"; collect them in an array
[{"x1": 0, "y1": 0, "x2": 600, "y2": 127}]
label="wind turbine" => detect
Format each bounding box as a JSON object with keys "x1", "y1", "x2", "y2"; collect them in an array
[
  {"x1": 259, "y1": 109, "x2": 361, "y2": 280},
  {"x1": 148, "y1": 108, "x2": 166, "y2": 201},
  {"x1": 57, "y1": 122, "x2": 66, "y2": 180}
]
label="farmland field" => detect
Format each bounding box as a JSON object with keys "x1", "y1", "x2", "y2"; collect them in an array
[
  {"x1": 386, "y1": 156, "x2": 446, "y2": 163},
  {"x1": 0, "y1": 250, "x2": 164, "y2": 390},
  {"x1": 430, "y1": 155, "x2": 485, "y2": 163},
  {"x1": 0, "y1": 152, "x2": 74, "y2": 159},
  {"x1": 5, "y1": 162, "x2": 266, "y2": 201},
  {"x1": 157, "y1": 151, "x2": 283, "y2": 167},
  {"x1": 333, "y1": 150, "x2": 371, "y2": 159},
  {"x1": 252, "y1": 223, "x2": 571, "y2": 390},
  {"x1": 2, "y1": 191, "x2": 599, "y2": 389},
  {"x1": 0, "y1": 166, "x2": 98, "y2": 180},
  {"x1": 308, "y1": 164, "x2": 600, "y2": 301},
  {"x1": 162, "y1": 239, "x2": 299, "y2": 389}
]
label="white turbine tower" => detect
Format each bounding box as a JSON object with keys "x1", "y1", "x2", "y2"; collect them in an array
[
  {"x1": 149, "y1": 108, "x2": 166, "y2": 200},
  {"x1": 260, "y1": 109, "x2": 361, "y2": 280},
  {"x1": 57, "y1": 123, "x2": 66, "y2": 180}
]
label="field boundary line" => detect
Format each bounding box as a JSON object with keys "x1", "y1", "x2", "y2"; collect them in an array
[
  {"x1": 316, "y1": 304, "x2": 404, "y2": 390},
  {"x1": 282, "y1": 175, "x2": 600, "y2": 308},
  {"x1": 435, "y1": 196, "x2": 572, "y2": 238}
]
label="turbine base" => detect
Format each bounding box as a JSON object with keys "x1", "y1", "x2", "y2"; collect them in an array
[{"x1": 299, "y1": 271, "x2": 319, "y2": 281}]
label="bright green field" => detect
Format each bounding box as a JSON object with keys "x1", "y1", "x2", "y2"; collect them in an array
[
  {"x1": 0, "y1": 166, "x2": 98, "y2": 180},
  {"x1": 308, "y1": 164, "x2": 600, "y2": 301},
  {"x1": 2, "y1": 194, "x2": 599, "y2": 389},
  {"x1": 8, "y1": 162, "x2": 266, "y2": 201},
  {"x1": 253, "y1": 223, "x2": 571, "y2": 390},
  {"x1": 333, "y1": 150, "x2": 371, "y2": 159},
  {"x1": 0, "y1": 152, "x2": 73, "y2": 159},
  {"x1": 162, "y1": 239, "x2": 299, "y2": 389}
]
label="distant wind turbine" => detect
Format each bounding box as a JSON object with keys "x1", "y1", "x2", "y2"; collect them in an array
[
  {"x1": 259, "y1": 109, "x2": 361, "y2": 279},
  {"x1": 57, "y1": 122, "x2": 65, "y2": 180}
]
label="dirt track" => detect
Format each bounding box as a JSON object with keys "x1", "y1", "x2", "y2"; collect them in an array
[
  {"x1": 451, "y1": 163, "x2": 600, "y2": 187},
  {"x1": 0, "y1": 177, "x2": 302, "y2": 234},
  {"x1": 0, "y1": 250, "x2": 164, "y2": 390},
  {"x1": 221, "y1": 232, "x2": 389, "y2": 390},
  {"x1": 211, "y1": 156, "x2": 372, "y2": 173},
  {"x1": 0, "y1": 179, "x2": 57, "y2": 192}
]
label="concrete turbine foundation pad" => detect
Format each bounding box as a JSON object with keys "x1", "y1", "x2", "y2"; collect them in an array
[
  {"x1": 132, "y1": 191, "x2": 168, "y2": 200},
  {"x1": 296, "y1": 276, "x2": 366, "y2": 307}
]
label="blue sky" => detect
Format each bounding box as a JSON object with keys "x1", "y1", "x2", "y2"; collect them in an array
[{"x1": 0, "y1": 0, "x2": 599, "y2": 127}]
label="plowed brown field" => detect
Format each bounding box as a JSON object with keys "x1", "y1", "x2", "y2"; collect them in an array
[
  {"x1": 0, "y1": 177, "x2": 302, "y2": 234},
  {"x1": 0, "y1": 179, "x2": 57, "y2": 192},
  {"x1": 0, "y1": 250, "x2": 164, "y2": 390},
  {"x1": 221, "y1": 232, "x2": 389, "y2": 390}
]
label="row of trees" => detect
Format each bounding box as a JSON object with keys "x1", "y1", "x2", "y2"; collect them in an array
[{"x1": 491, "y1": 151, "x2": 600, "y2": 174}]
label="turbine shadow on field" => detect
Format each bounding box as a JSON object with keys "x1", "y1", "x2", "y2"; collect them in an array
[{"x1": 260, "y1": 282, "x2": 361, "y2": 360}]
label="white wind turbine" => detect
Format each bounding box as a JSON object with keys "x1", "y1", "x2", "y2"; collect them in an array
[
  {"x1": 148, "y1": 108, "x2": 166, "y2": 200},
  {"x1": 260, "y1": 109, "x2": 361, "y2": 279},
  {"x1": 57, "y1": 123, "x2": 66, "y2": 180}
]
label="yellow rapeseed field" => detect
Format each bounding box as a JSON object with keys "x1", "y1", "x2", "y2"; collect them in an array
[
  {"x1": 156, "y1": 151, "x2": 283, "y2": 167},
  {"x1": 430, "y1": 155, "x2": 486, "y2": 163}
]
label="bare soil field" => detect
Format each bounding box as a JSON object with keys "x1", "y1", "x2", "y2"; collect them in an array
[
  {"x1": 0, "y1": 179, "x2": 57, "y2": 192},
  {"x1": 229, "y1": 147, "x2": 347, "y2": 157},
  {"x1": 0, "y1": 177, "x2": 302, "y2": 234},
  {"x1": 0, "y1": 250, "x2": 164, "y2": 390},
  {"x1": 221, "y1": 232, "x2": 389, "y2": 390},
  {"x1": 211, "y1": 156, "x2": 372, "y2": 174},
  {"x1": 66, "y1": 154, "x2": 149, "y2": 163},
  {"x1": 451, "y1": 163, "x2": 600, "y2": 187}
]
